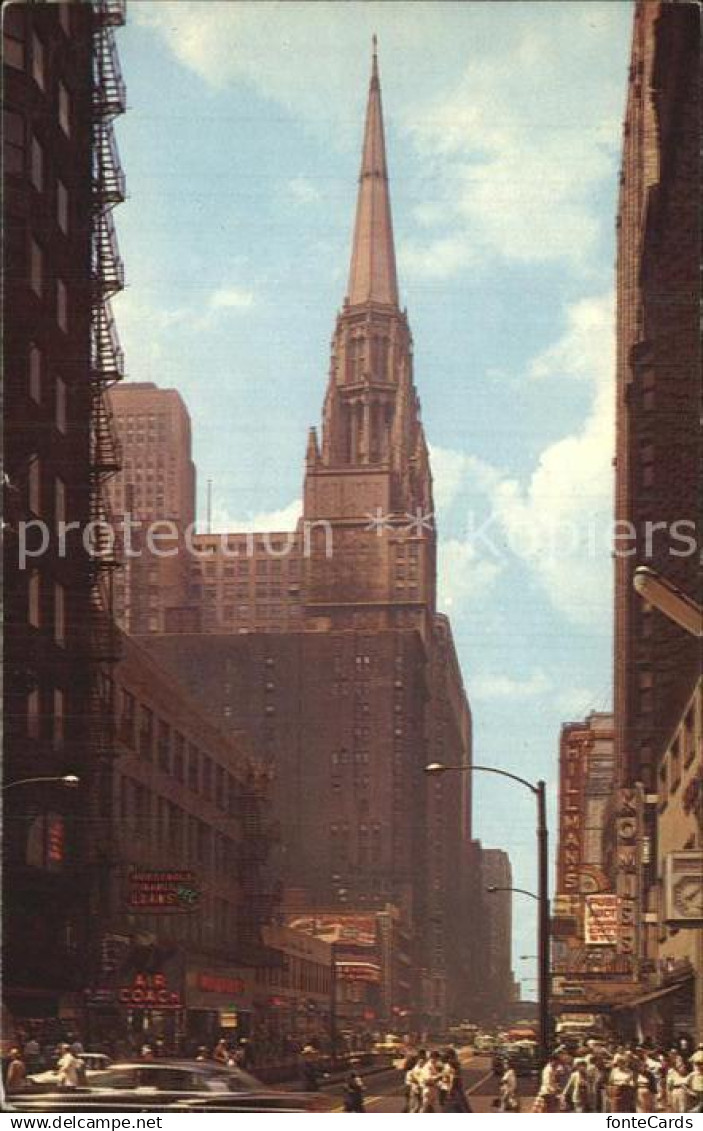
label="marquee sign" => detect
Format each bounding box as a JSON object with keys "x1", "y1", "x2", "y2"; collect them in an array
[{"x1": 118, "y1": 972, "x2": 182, "y2": 1010}]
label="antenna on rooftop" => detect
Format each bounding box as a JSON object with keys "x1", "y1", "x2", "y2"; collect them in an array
[{"x1": 207, "y1": 478, "x2": 212, "y2": 534}]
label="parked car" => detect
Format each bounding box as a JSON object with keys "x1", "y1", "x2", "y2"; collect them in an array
[
  {"x1": 13, "y1": 1060, "x2": 331, "y2": 1113},
  {"x1": 29, "y1": 1052, "x2": 112, "y2": 1085}
]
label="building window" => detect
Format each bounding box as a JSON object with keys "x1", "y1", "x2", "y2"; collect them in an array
[
  {"x1": 641, "y1": 442, "x2": 654, "y2": 489},
  {"x1": 157, "y1": 720, "x2": 171, "y2": 773},
  {"x1": 28, "y1": 572, "x2": 40, "y2": 627},
  {"x1": 58, "y1": 4, "x2": 71, "y2": 36},
  {"x1": 56, "y1": 279, "x2": 68, "y2": 333},
  {"x1": 55, "y1": 477, "x2": 66, "y2": 527},
  {"x1": 139, "y1": 706, "x2": 154, "y2": 759},
  {"x1": 27, "y1": 689, "x2": 40, "y2": 739},
  {"x1": 58, "y1": 82, "x2": 71, "y2": 136},
  {"x1": 54, "y1": 583, "x2": 65, "y2": 646},
  {"x1": 57, "y1": 180, "x2": 69, "y2": 234},
  {"x1": 3, "y1": 6, "x2": 25, "y2": 69},
  {"x1": 30, "y1": 135, "x2": 43, "y2": 191},
  {"x1": 4, "y1": 109, "x2": 25, "y2": 173},
  {"x1": 32, "y1": 32, "x2": 45, "y2": 91},
  {"x1": 188, "y1": 745, "x2": 199, "y2": 792},
  {"x1": 29, "y1": 343, "x2": 42, "y2": 402},
  {"x1": 173, "y1": 733, "x2": 185, "y2": 781},
  {"x1": 53, "y1": 689, "x2": 65, "y2": 748},
  {"x1": 30, "y1": 238, "x2": 43, "y2": 297},
  {"x1": 28, "y1": 456, "x2": 41, "y2": 514},
  {"x1": 56, "y1": 377, "x2": 67, "y2": 432}
]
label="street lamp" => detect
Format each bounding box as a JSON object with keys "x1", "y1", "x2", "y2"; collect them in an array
[
  {"x1": 424, "y1": 760, "x2": 550, "y2": 1060},
  {"x1": 633, "y1": 566, "x2": 702, "y2": 637},
  {"x1": 3, "y1": 774, "x2": 80, "y2": 792}
]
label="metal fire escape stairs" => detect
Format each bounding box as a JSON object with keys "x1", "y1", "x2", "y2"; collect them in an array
[{"x1": 87, "y1": 0, "x2": 126, "y2": 768}]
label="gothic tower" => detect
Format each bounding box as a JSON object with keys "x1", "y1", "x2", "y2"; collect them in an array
[{"x1": 303, "y1": 43, "x2": 436, "y2": 636}]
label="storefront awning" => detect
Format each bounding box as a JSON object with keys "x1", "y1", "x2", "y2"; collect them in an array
[{"x1": 613, "y1": 977, "x2": 693, "y2": 1011}]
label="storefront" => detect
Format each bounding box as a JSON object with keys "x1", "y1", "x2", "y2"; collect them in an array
[{"x1": 184, "y1": 964, "x2": 254, "y2": 1052}]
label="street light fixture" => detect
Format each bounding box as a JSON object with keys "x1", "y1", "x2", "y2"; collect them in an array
[
  {"x1": 424, "y1": 760, "x2": 550, "y2": 1060},
  {"x1": 633, "y1": 566, "x2": 702, "y2": 637},
  {"x1": 3, "y1": 774, "x2": 80, "y2": 792},
  {"x1": 486, "y1": 884, "x2": 538, "y2": 903}
]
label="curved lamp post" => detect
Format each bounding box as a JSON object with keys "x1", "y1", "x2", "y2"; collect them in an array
[
  {"x1": 425, "y1": 761, "x2": 550, "y2": 1059},
  {"x1": 3, "y1": 774, "x2": 80, "y2": 792}
]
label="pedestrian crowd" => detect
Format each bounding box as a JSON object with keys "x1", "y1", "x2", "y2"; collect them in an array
[
  {"x1": 528, "y1": 1040, "x2": 703, "y2": 1114},
  {"x1": 401, "y1": 1049, "x2": 472, "y2": 1112}
]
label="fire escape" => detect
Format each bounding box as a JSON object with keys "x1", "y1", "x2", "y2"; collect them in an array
[{"x1": 87, "y1": 0, "x2": 126, "y2": 831}]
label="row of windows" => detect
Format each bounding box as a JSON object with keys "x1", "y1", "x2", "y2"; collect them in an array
[
  {"x1": 119, "y1": 776, "x2": 240, "y2": 873},
  {"x1": 4, "y1": 13, "x2": 73, "y2": 135},
  {"x1": 258, "y1": 955, "x2": 330, "y2": 995},
  {"x1": 118, "y1": 692, "x2": 246, "y2": 811},
  {"x1": 5, "y1": 111, "x2": 71, "y2": 234}
]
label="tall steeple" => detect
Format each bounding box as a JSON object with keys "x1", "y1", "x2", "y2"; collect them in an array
[
  {"x1": 303, "y1": 43, "x2": 435, "y2": 635},
  {"x1": 346, "y1": 38, "x2": 399, "y2": 308}
]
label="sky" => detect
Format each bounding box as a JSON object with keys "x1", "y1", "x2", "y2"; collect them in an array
[{"x1": 112, "y1": 0, "x2": 634, "y2": 997}]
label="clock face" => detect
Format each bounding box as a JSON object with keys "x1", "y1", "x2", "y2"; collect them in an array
[{"x1": 672, "y1": 877, "x2": 703, "y2": 918}]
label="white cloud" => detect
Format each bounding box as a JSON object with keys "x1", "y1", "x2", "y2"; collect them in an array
[
  {"x1": 288, "y1": 177, "x2": 322, "y2": 205},
  {"x1": 469, "y1": 670, "x2": 551, "y2": 700},
  {"x1": 210, "y1": 286, "x2": 255, "y2": 310},
  {"x1": 432, "y1": 293, "x2": 615, "y2": 627},
  {"x1": 210, "y1": 498, "x2": 301, "y2": 534},
  {"x1": 437, "y1": 537, "x2": 503, "y2": 613},
  {"x1": 401, "y1": 13, "x2": 626, "y2": 274}
]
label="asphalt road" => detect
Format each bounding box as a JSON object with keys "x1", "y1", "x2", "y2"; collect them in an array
[{"x1": 323, "y1": 1054, "x2": 496, "y2": 1114}]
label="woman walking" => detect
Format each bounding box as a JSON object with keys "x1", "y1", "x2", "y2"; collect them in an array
[{"x1": 440, "y1": 1049, "x2": 472, "y2": 1112}]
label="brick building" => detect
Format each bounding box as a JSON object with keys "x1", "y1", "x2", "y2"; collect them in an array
[
  {"x1": 611, "y1": 0, "x2": 701, "y2": 1041},
  {"x1": 85, "y1": 631, "x2": 277, "y2": 1052},
  {"x1": 140, "y1": 47, "x2": 476, "y2": 1025},
  {"x1": 2, "y1": 0, "x2": 126, "y2": 1031},
  {"x1": 613, "y1": 0, "x2": 700, "y2": 793},
  {"x1": 106, "y1": 382, "x2": 195, "y2": 633},
  {"x1": 478, "y1": 849, "x2": 515, "y2": 1023}
]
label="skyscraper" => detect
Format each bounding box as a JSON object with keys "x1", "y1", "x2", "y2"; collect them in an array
[
  {"x1": 2, "y1": 0, "x2": 126, "y2": 1023},
  {"x1": 143, "y1": 46, "x2": 475, "y2": 1026}
]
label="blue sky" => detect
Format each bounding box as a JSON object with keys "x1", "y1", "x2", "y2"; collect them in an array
[{"x1": 113, "y1": 0, "x2": 634, "y2": 996}]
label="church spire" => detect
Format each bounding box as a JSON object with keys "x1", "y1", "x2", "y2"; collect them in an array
[{"x1": 346, "y1": 38, "x2": 399, "y2": 308}]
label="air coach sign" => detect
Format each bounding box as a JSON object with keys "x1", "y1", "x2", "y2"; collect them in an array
[{"x1": 118, "y1": 972, "x2": 182, "y2": 1009}]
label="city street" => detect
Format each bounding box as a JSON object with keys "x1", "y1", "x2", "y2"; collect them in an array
[
  {"x1": 322, "y1": 1054, "x2": 532, "y2": 1114},
  {"x1": 2, "y1": 0, "x2": 700, "y2": 1091}
]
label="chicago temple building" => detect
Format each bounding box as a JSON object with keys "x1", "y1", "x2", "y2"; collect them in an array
[
  {"x1": 123, "y1": 48, "x2": 479, "y2": 1029},
  {"x1": 3, "y1": 32, "x2": 484, "y2": 1045}
]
